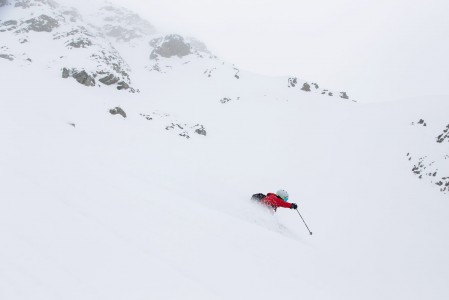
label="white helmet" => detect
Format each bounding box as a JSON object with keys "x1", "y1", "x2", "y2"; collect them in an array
[{"x1": 276, "y1": 189, "x2": 289, "y2": 201}]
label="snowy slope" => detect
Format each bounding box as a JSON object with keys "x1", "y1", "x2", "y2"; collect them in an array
[{"x1": 1, "y1": 1, "x2": 449, "y2": 300}]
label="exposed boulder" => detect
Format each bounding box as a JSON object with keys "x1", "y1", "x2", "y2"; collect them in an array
[
  {"x1": 194, "y1": 126, "x2": 207, "y2": 136},
  {"x1": 61, "y1": 68, "x2": 95, "y2": 86},
  {"x1": 340, "y1": 92, "x2": 349, "y2": 99},
  {"x1": 436, "y1": 124, "x2": 449, "y2": 143},
  {"x1": 62, "y1": 67, "x2": 70, "y2": 78},
  {"x1": 0, "y1": 54, "x2": 14, "y2": 61},
  {"x1": 109, "y1": 107, "x2": 127, "y2": 118},
  {"x1": 73, "y1": 70, "x2": 95, "y2": 86},
  {"x1": 117, "y1": 81, "x2": 129, "y2": 90},
  {"x1": 150, "y1": 34, "x2": 192, "y2": 59},
  {"x1": 301, "y1": 83, "x2": 311, "y2": 92},
  {"x1": 99, "y1": 74, "x2": 120, "y2": 85}
]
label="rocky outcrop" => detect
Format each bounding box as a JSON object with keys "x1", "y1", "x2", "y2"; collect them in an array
[
  {"x1": 62, "y1": 67, "x2": 134, "y2": 91},
  {"x1": 436, "y1": 124, "x2": 449, "y2": 143},
  {"x1": 0, "y1": 20, "x2": 18, "y2": 32},
  {"x1": 0, "y1": 54, "x2": 14, "y2": 60},
  {"x1": 301, "y1": 83, "x2": 311, "y2": 92},
  {"x1": 15, "y1": 0, "x2": 59, "y2": 9},
  {"x1": 408, "y1": 154, "x2": 449, "y2": 193},
  {"x1": 66, "y1": 37, "x2": 92, "y2": 48},
  {"x1": 109, "y1": 107, "x2": 127, "y2": 118},
  {"x1": 408, "y1": 120, "x2": 449, "y2": 194},
  {"x1": 194, "y1": 126, "x2": 207, "y2": 136},
  {"x1": 340, "y1": 92, "x2": 349, "y2": 99},
  {"x1": 62, "y1": 68, "x2": 95, "y2": 86},
  {"x1": 140, "y1": 112, "x2": 207, "y2": 139},
  {"x1": 150, "y1": 34, "x2": 192, "y2": 59},
  {"x1": 411, "y1": 119, "x2": 427, "y2": 127},
  {"x1": 24, "y1": 14, "x2": 59, "y2": 32},
  {"x1": 288, "y1": 77, "x2": 297, "y2": 87},
  {"x1": 96, "y1": 5, "x2": 156, "y2": 42}
]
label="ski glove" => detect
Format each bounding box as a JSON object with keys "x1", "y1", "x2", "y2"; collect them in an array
[{"x1": 290, "y1": 203, "x2": 298, "y2": 209}]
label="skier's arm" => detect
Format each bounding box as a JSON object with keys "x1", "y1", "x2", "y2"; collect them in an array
[{"x1": 274, "y1": 198, "x2": 293, "y2": 208}]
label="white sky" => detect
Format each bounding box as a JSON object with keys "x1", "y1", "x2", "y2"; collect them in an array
[{"x1": 68, "y1": 0, "x2": 449, "y2": 102}]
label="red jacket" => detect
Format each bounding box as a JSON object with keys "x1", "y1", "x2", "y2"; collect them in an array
[{"x1": 261, "y1": 193, "x2": 293, "y2": 210}]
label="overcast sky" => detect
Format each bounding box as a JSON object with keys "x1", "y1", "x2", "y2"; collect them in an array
[{"x1": 69, "y1": 0, "x2": 449, "y2": 103}]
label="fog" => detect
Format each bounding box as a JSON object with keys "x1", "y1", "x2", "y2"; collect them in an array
[{"x1": 58, "y1": 0, "x2": 449, "y2": 103}]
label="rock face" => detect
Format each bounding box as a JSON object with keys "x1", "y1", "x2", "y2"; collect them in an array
[{"x1": 150, "y1": 34, "x2": 192, "y2": 59}]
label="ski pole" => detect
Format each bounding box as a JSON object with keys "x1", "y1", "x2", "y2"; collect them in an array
[{"x1": 296, "y1": 209, "x2": 313, "y2": 235}]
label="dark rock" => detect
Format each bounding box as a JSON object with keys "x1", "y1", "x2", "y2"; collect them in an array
[
  {"x1": 288, "y1": 77, "x2": 297, "y2": 87},
  {"x1": 99, "y1": 74, "x2": 120, "y2": 85},
  {"x1": 179, "y1": 132, "x2": 190, "y2": 139},
  {"x1": 312, "y1": 83, "x2": 319, "y2": 89},
  {"x1": 195, "y1": 127, "x2": 207, "y2": 136},
  {"x1": 109, "y1": 107, "x2": 126, "y2": 118},
  {"x1": 220, "y1": 97, "x2": 232, "y2": 104},
  {"x1": 301, "y1": 83, "x2": 311, "y2": 92},
  {"x1": 25, "y1": 15, "x2": 59, "y2": 32},
  {"x1": 73, "y1": 70, "x2": 95, "y2": 86},
  {"x1": 328, "y1": 92, "x2": 333, "y2": 96},
  {"x1": 0, "y1": 54, "x2": 14, "y2": 61},
  {"x1": 0, "y1": 0, "x2": 9, "y2": 7},
  {"x1": 234, "y1": 68, "x2": 240, "y2": 79},
  {"x1": 340, "y1": 92, "x2": 349, "y2": 99},
  {"x1": 62, "y1": 67, "x2": 70, "y2": 78},
  {"x1": 66, "y1": 38, "x2": 92, "y2": 48},
  {"x1": 117, "y1": 81, "x2": 129, "y2": 90}
]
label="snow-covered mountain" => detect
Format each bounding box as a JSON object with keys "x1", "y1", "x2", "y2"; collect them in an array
[{"x1": 1, "y1": 1, "x2": 449, "y2": 299}]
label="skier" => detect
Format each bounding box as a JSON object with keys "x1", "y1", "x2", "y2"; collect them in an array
[{"x1": 251, "y1": 189, "x2": 298, "y2": 212}]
